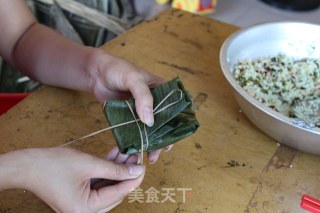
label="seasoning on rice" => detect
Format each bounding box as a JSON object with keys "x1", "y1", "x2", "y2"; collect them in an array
[{"x1": 233, "y1": 54, "x2": 320, "y2": 126}]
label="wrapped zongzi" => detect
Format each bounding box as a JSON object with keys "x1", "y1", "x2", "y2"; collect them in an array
[{"x1": 103, "y1": 77, "x2": 199, "y2": 154}]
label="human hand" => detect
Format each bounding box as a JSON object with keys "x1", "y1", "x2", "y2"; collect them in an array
[
  {"x1": 106, "y1": 145, "x2": 173, "y2": 165},
  {"x1": 90, "y1": 146, "x2": 172, "y2": 191},
  {"x1": 88, "y1": 50, "x2": 165, "y2": 127},
  {"x1": 87, "y1": 51, "x2": 173, "y2": 163},
  {"x1": 8, "y1": 147, "x2": 145, "y2": 213}
]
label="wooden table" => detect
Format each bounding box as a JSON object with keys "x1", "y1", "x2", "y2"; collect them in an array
[{"x1": 1, "y1": 9, "x2": 320, "y2": 213}]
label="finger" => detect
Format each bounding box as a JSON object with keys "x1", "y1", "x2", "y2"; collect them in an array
[
  {"x1": 90, "y1": 160, "x2": 145, "y2": 181},
  {"x1": 126, "y1": 78, "x2": 154, "y2": 127},
  {"x1": 147, "y1": 149, "x2": 162, "y2": 164},
  {"x1": 129, "y1": 72, "x2": 166, "y2": 127},
  {"x1": 106, "y1": 147, "x2": 120, "y2": 161},
  {"x1": 92, "y1": 155, "x2": 140, "y2": 190},
  {"x1": 115, "y1": 152, "x2": 130, "y2": 164},
  {"x1": 140, "y1": 71, "x2": 166, "y2": 88},
  {"x1": 164, "y1": 145, "x2": 173, "y2": 152},
  {"x1": 92, "y1": 173, "x2": 144, "y2": 211},
  {"x1": 97, "y1": 200, "x2": 123, "y2": 213},
  {"x1": 93, "y1": 83, "x2": 131, "y2": 103},
  {"x1": 106, "y1": 147, "x2": 136, "y2": 164},
  {"x1": 107, "y1": 148, "x2": 138, "y2": 164},
  {"x1": 102, "y1": 90, "x2": 131, "y2": 102},
  {"x1": 125, "y1": 155, "x2": 139, "y2": 164}
]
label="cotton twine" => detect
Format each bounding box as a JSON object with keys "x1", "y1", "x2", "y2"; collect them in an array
[{"x1": 60, "y1": 89, "x2": 183, "y2": 165}]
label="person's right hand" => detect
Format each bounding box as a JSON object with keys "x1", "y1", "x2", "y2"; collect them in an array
[{"x1": 0, "y1": 147, "x2": 145, "y2": 213}]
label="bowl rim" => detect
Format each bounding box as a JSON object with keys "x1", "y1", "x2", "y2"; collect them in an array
[{"x1": 219, "y1": 21, "x2": 320, "y2": 135}]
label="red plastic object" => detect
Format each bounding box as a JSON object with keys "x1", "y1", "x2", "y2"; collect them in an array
[
  {"x1": 0, "y1": 93, "x2": 29, "y2": 116},
  {"x1": 301, "y1": 194, "x2": 320, "y2": 213}
]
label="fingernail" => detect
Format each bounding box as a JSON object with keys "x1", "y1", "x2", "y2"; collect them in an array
[
  {"x1": 149, "y1": 159, "x2": 157, "y2": 164},
  {"x1": 149, "y1": 154, "x2": 158, "y2": 165},
  {"x1": 164, "y1": 145, "x2": 173, "y2": 152},
  {"x1": 143, "y1": 107, "x2": 154, "y2": 127},
  {"x1": 128, "y1": 164, "x2": 145, "y2": 176}
]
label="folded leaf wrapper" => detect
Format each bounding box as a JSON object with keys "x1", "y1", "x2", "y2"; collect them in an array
[{"x1": 103, "y1": 77, "x2": 199, "y2": 154}]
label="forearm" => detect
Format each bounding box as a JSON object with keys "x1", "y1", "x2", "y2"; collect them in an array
[
  {"x1": 11, "y1": 23, "x2": 104, "y2": 93},
  {"x1": 0, "y1": 150, "x2": 27, "y2": 190},
  {"x1": 0, "y1": 0, "x2": 105, "y2": 93}
]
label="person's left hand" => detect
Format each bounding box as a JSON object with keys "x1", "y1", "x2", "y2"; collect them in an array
[
  {"x1": 87, "y1": 50, "x2": 173, "y2": 163},
  {"x1": 88, "y1": 50, "x2": 163, "y2": 127}
]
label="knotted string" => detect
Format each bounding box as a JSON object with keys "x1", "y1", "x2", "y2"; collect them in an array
[{"x1": 59, "y1": 89, "x2": 183, "y2": 164}]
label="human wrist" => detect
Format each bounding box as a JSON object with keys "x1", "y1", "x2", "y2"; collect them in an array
[
  {"x1": 0, "y1": 149, "x2": 31, "y2": 190},
  {"x1": 86, "y1": 48, "x2": 117, "y2": 95}
]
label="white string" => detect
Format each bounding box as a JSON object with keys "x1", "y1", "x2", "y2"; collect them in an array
[
  {"x1": 60, "y1": 119, "x2": 137, "y2": 147},
  {"x1": 59, "y1": 89, "x2": 183, "y2": 164},
  {"x1": 124, "y1": 100, "x2": 146, "y2": 164},
  {"x1": 153, "y1": 89, "x2": 183, "y2": 114}
]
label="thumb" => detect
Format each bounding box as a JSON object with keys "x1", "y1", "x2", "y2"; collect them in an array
[
  {"x1": 92, "y1": 173, "x2": 145, "y2": 212},
  {"x1": 90, "y1": 159, "x2": 145, "y2": 181},
  {"x1": 127, "y1": 80, "x2": 155, "y2": 127}
]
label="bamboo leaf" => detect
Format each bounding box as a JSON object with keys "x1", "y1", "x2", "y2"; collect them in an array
[{"x1": 104, "y1": 77, "x2": 200, "y2": 154}]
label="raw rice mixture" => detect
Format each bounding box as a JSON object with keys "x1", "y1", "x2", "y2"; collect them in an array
[{"x1": 233, "y1": 54, "x2": 320, "y2": 126}]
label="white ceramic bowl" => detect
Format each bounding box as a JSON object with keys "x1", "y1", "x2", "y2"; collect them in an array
[{"x1": 220, "y1": 22, "x2": 320, "y2": 155}]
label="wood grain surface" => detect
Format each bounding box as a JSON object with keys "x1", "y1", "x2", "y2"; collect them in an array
[{"x1": 0, "y1": 9, "x2": 319, "y2": 213}]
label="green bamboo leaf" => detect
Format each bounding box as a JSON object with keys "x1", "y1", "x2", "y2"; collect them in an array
[{"x1": 104, "y1": 77, "x2": 200, "y2": 154}]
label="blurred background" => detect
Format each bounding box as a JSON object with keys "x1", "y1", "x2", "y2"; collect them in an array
[
  {"x1": 1, "y1": 0, "x2": 320, "y2": 114},
  {"x1": 1, "y1": 0, "x2": 140, "y2": 94},
  {"x1": 137, "y1": 0, "x2": 320, "y2": 27}
]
